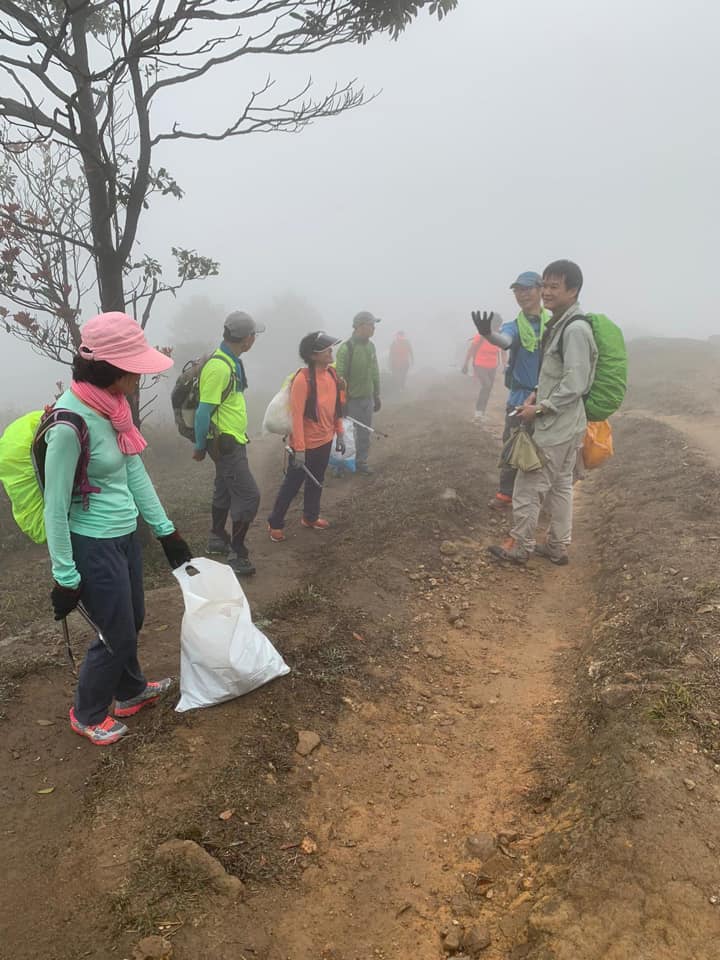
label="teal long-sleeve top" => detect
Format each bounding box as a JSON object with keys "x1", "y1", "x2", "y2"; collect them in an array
[{"x1": 43, "y1": 390, "x2": 175, "y2": 588}]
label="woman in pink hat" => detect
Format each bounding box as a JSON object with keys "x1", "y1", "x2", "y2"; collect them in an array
[{"x1": 44, "y1": 312, "x2": 193, "y2": 745}]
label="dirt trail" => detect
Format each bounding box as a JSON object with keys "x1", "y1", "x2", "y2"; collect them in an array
[{"x1": 2, "y1": 371, "x2": 720, "y2": 959}]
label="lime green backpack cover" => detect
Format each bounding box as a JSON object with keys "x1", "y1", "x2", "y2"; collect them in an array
[
  {"x1": 584, "y1": 313, "x2": 627, "y2": 421},
  {"x1": 0, "y1": 410, "x2": 46, "y2": 543},
  {"x1": 563, "y1": 313, "x2": 627, "y2": 421}
]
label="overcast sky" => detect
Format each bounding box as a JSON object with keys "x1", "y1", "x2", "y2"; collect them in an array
[{"x1": 4, "y1": 0, "x2": 720, "y2": 407}]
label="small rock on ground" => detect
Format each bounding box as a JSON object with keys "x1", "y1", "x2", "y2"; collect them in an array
[
  {"x1": 442, "y1": 927, "x2": 464, "y2": 953},
  {"x1": 462, "y1": 924, "x2": 492, "y2": 955},
  {"x1": 154, "y1": 839, "x2": 244, "y2": 899},
  {"x1": 296, "y1": 730, "x2": 321, "y2": 757},
  {"x1": 465, "y1": 833, "x2": 496, "y2": 861},
  {"x1": 132, "y1": 936, "x2": 173, "y2": 960}
]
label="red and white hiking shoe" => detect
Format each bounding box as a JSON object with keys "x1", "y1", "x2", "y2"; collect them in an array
[
  {"x1": 487, "y1": 537, "x2": 529, "y2": 565},
  {"x1": 489, "y1": 493, "x2": 513, "y2": 511},
  {"x1": 69, "y1": 707, "x2": 128, "y2": 746},
  {"x1": 114, "y1": 678, "x2": 174, "y2": 718},
  {"x1": 301, "y1": 517, "x2": 330, "y2": 530},
  {"x1": 268, "y1": 524, "x2": 286, "y2": 543}
]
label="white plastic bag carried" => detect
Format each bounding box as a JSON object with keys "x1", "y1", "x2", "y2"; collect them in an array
[
  {"x1": 173, "y1": 557, "x2": 289, "y2": 712},
  {"x1": 261, "y1": 371, "x2": 298, "y2": 435},
  {"x1": 329, "y1": 416, "x2": 356, "y2": 473}
]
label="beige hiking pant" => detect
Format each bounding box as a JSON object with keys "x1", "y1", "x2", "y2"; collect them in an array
[{"x1": 510, "y1": 432, "x2": 585, "y2": 551}]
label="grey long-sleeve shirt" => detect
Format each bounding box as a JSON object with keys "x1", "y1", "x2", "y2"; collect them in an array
[{"x1": 534, "y1": 303, "x2": 598, "y2": 447}]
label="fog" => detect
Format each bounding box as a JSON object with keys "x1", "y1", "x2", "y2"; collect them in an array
[{"x1": 4, "y1": 0, "x2": 719, "y2": 414}]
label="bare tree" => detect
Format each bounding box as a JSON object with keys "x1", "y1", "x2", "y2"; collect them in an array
[{"x1": 0, "y1": 0, "x2": 456, "y2": 335}]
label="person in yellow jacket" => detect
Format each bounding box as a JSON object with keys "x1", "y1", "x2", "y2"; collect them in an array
[{"x1": 193, "y1": 311, "x2": 265, "y2": 577}]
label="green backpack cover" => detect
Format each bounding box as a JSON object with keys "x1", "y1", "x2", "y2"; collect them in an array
[
  {"x1": 0, "y1": 410, "x2": 47, "y2": 542},
  {"x1": 563, "y1": 313, "x2": 627, "y2": 421},
  {"x1": 0, "y1": 407, "x2": 96, "y2": 544}
]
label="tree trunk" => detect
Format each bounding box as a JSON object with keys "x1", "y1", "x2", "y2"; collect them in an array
[{"x1": 69, "y1": 8, "x2": 125, "y2": 314}]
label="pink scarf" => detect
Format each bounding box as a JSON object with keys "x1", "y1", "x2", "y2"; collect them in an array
[{"x1": 70, "y1": 380, "x2": 147, "y2": 455}]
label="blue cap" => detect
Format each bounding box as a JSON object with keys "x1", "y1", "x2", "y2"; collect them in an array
[{"x1": 510, "y1": 271, "x2": 542, "y2": 289}]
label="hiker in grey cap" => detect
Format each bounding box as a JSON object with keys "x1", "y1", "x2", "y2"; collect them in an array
[
  {"x1": 335, "y1": 311, "x2": 382, "y2": 475},
  {"x1": 192, "y1": 310, "x2": 265, "y2": 576}
]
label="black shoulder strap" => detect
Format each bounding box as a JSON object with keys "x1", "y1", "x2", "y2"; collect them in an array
[
  {"x1": 32, "y1": 409, "x2": 88, "y2": 493},
  {"x1": 208, "y1": 352, "x2": 239, "y2": 401}
]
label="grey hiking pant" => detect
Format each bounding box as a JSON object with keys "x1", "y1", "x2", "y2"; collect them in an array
[
  {"x1": 345, "y1": 396, "x2": 374, "y2": 468},
  {"x1": 499, "y1": 407, "x2": 517, "y2": 498},
  {"x1": 510, "y1": 432, "x2": 585, "y2": 551},
  {"x1": 209, "y1": 436, "x2": 260, "y2": 524}
]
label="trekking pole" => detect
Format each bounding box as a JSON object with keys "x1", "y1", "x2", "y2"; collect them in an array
[
  {"x1": 77, "y1": 603, "x2": 114, "y2": 655},
  {"x1": 61, "y1": 605, "x2": 114, "y2": 676},
  {"x1": 344, "y1": 416, "x2": 389, "y2": 439},
  {"x1": 61, "y1": 619, "x2": 78, "y2": 676},
  {"x1": 284, "y1": 446, "x2": 324, "y2": 489}
]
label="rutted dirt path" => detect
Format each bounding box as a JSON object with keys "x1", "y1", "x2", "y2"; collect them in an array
[{"x1": 2, "y1": 373, "x2": 720, "y2": 959}]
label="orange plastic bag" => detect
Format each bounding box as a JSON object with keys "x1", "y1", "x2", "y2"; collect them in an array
[{"x1": 583, "y1": 420, "x2": 614, "y2": 469}]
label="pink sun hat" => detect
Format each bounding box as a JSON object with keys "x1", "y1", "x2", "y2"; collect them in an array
[{"x1": 78, "y1": 312, "x2": 174, "y2": 375}]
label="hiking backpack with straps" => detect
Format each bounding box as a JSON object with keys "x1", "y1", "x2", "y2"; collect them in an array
[
  {"x1": 171, "y1": 352, "x2": 237, "y2": 442},
  {"x1": 0, "y1": 407, "x2": 97, "y2": 544},
  {"x1": 261, "y1": 366, "x2": 343, "y2": 437},
  {"x1": 559, "y1": 313, "x2": 628, "y2": 421}
]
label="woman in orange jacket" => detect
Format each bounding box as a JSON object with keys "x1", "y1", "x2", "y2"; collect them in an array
[{"x1": 267, "y1": 332, "x2": 345, "y2": 542}]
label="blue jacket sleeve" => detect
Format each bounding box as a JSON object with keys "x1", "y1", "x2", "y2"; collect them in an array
[{"x1": 193, "y1": 402, "x2": 215, "y2": 452}]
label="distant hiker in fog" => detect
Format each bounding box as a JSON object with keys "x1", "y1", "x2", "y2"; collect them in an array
[
  {"x1": 389, "y1": 330, "x2": 414, "y2": 389},
  {"x1": 45, "y1": 313, "x2": 193, "y2": 745},
  {"x1": 462, "y1": 312, "x2": 503, "y2": 422},
  {"x1": 193, "y1": 311, "x2": 264, "y2": 577},
  {"x1": 335, "y1": 311, "x2": 382, "y2": 476},
  {"x1": 267, "y1": 332, "x2": 345, "y2": 541},
  {"x1": 473, "y1": 272, "x2": 551, "y2": 510},
  {"x1": 488, "y1": 260, "x2": 597, "y2": 566}
]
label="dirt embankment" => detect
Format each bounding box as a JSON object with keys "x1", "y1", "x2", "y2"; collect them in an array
[{"x1": 1, "y1": 345, "x2": 720, "y2": 960}]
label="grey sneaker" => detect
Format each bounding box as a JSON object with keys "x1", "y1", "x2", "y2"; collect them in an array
[
  {"x1": 207, "y1": 533, "x2": 231, "y2": 555},
  {"x1": 356, "y1": 464, "x2": 373, "y2": 476},
  {"x1": 230, "y1": 555, "x2": 256, "y2": 577},
  {"x1": 487, "y1": 538, "x2": 530, "y2": 564},
  {"x1": 534, "y1": 543, "x2": 569, "y2": 566},
  {"x1": 69, "y1": 708, "x2": 129, "y2": 746},
  {"x1": 115, "y1": 678, "x2": 174, "y2": 717}
]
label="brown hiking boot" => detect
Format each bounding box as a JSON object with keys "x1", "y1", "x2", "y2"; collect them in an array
[
  {"x1": 534, "y1": 542, "x2": 569, "y2": 566},
  {"x1": 487, "y1": 537, "x2": 529, "y2": 565}
]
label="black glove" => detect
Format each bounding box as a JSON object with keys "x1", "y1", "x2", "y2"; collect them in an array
[
  {"x1": 471, "y1": 310, "x2": 494, "y2": 337},
  {"x1": 335, "y1": 436, "x2": 347, "y2": 456},
  {"x1": 374, "y1": 396, "x2": 382, "y2": 413},
  {"x1": 159, "y1": 530, "x2": 193, "y2": 570},
  {"x1": 51, "y1": 582, "x2": 83, "y2": 621}
]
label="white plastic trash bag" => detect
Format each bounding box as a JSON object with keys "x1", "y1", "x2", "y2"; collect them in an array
[
  {"x1": 261, "y1": 375, "x2": 293, "y2": 435},
  {"x1": 329, "y1": 417, "x2": 356, "y2": 473},
  {"x1": 173, "y1": 557, "x2": 289, "y2": 712}
]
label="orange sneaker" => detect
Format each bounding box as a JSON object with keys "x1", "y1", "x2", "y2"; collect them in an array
[
  {"x1": 268, "y1": 525, "x2": 286, "y2": 543},
  {"x1": 489, "y1": 493, "x2": 512, "y2": 511},
  {"x1": 487, "y1": 537, "x2": 529, "y2": 564},
  {"x1": 114, "y1": 678, "x2": 173, "y2": 718},
  {"x1": 301, "y1": 517, "x2": 330, "y2": 530},
  {"x1": 69, "y1": 708, "x2": 128, "y2": 746}
]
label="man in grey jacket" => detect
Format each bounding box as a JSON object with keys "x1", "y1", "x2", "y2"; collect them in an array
[{"x1": 489, "y1": 260, "x2": 597, "y2": 566}]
